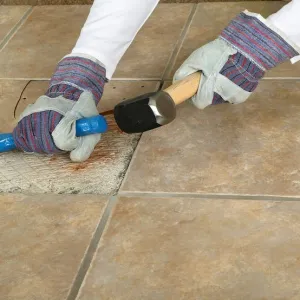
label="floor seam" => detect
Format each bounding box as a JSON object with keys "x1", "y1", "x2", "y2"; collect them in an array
[
  {"x1": 0, "y1": 78, "x2": 51, "y2": 81},
  {"x1": 158, "y1": 80, "x2": 165, "y2": 91},
  {"x1": 118, "y1": 191, "x2": 300, "y2": 201},
  {"x1": 263, "y1": 77, "x2": 300, "y2": 80},
  {"x1": 115, "y1": 77, "x2": 165, "y2": 194},
  {"x1": 111, "y1": 78, "x2": 162, "y2": 81},
  {"x1": 0, "y1": 77, "x2": 165, "y2": 81},
  {"x1": 66, "y1": 195, "x2": 119, "y2": 300},
  {"x1": 0, "y1": 6, "x2": 33, "y2": 52},
  {"x1": 118, "y1": 136, "x2": 146, "y2": 193},
  {"x1": 1, "y1": 77, "x2": 300, "y2": 81},
  {"x1": 113, "y1": 134, "x2": 143, "y2": 195},
  {"x1": 161, "y1": 3, "x2": 198, "y2": 80}
]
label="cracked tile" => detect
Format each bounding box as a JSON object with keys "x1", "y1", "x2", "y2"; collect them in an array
[{"x1": 0, "y1": 80, "x2": 159, "y2": 194}]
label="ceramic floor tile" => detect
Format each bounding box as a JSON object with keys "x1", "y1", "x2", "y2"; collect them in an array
[
  {"x1": 167, "y1": 2, "x2": 299, "y2": 80},
  {"x1": 0, "y1": 193, "x2": 108, "y2": 300},
  {"x1": 121, "y1": 80, "x2": 300, "y2": 197},
  {"x1": 0, "y1": 6, "x2": 91, "y2": 79},
  {"x1": 77, "y1": 196, "x2": 300, "y2": 300},
  {"x1": 0, "y1": 80, "x2": 159, "y2": 194},
  {"x1": 0, "y1": 6, "x2": 30, "y2": 45},
  {"x1": 113, "y1": 4, "x2": 193, "y2": 79},
  {"x1": 0, "y1": 4, "x2": 192, "y2": 79}
]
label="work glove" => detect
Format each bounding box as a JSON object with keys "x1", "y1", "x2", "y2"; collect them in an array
[
  {"x1": 13, "y1": 54, "x2": 106, "y2": 162},
  {"x1": 174, "y1": 10, "x2": 300, "y2": 109}
]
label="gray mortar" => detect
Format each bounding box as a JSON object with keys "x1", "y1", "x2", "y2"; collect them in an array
[{"x1": 0, "y1": 133, "x2": 141, "y2": 195}]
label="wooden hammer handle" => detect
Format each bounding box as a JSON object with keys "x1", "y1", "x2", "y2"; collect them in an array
[{"x1": 164, "y1": 72, "x2": 201, "y2": 106}]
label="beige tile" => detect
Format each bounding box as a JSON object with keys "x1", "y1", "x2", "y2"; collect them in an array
[
  {"x1": 114, "y1": 4, "x2": 193, "y2": 79},
  {"x1": 168, "y1": 2, "x2": 298, "y2": 80},
  {"x1": 0, "y1": 6, "x2": 91, "y2": 79},
  {"x1": 121, "y1": 80, "x2": 300, "y2": 196},
  {"x1": 0, "y1": 6, "x2": 29, "y2": 45},
  {"x1": 0, "y1": 193, "x2": 108, "y2": 300},
  {"x1": 0, "y1": 4, "x2": 192, "y2": 79},
  {"x1": 0, "y1": 80, "x2": 159, "y2": 194},
  {"x1": 77, "y1": 196, "x2": 300, "y2": 300}
]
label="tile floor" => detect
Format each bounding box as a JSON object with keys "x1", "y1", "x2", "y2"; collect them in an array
[{"x1": 1, "y1": 3, "x2": 300, "y2": 300}]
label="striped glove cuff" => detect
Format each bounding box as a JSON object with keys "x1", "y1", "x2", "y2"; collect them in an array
[
  {"x1": 46, "y1": 55, "x2": 106, "y2": 104},
  {"x1": 220, "y1": 11, "x2": 300, "y2": 71}
]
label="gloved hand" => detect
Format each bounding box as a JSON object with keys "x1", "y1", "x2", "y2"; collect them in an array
[
  {"x1": 13, "y1": 54, "x2": 106, "y2": 162},
  {"x1": 174, "y1": 10, "x2": 300, "y2": 109}
]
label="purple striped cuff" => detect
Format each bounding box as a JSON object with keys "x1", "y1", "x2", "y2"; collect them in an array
[
  {"x1": 45, "y1": 56, "x2": 106, "y2": 104},
  {"x1": 220, "y1": 52, "x2": 264, "y2": 92},
  {"x1": 212, "y1": 93, "x2": 227, "y2": 105},
  {"x1": 220, "y1": 12, "x2": 299, "y2": 70},
  {"x1": 13, "y1": 111, "x2": 63, "y2": 154}
]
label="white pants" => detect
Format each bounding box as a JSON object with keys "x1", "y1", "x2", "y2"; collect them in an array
[
  {"x1": 72, "y1": 0, "x2": 300, "y2": 79},
  {"x1": 72, "y1": 0, "x2": 159, "y2": 79},
  {"x1": 267, "y1": 0, "x2": 300, "y2": 64}
]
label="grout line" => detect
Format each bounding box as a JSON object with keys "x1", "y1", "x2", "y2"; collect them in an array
[
  {"x1": 117, "y1": 133, "x2": 146, "y2": 193},
  {"x1": 0, "y1": 7, "x2": 34, "y2": 52},
  {"x1": 0, "y1": 78, "x2": 50, "y2": 81},
  {"x1": 161, "y1": 3, "x2": 198, "y2": 81},
  {"x1": 157, "y1": 80, "x2": 165, "y2": 91},
  {"x1": 118, "y1": 135, "x2": 147, "y2": 193},
  {"x1": 113, "y1": 134, "x2": 143, "y2": 196},
  {"x1": 0, "y1": 77, "x2": 163, "y2": 81},
  {"x1": 116, "y1": 80, "x2": 163, "y2": 194},
  {"x1": 1, "y1": 77, "x2": 300, "y2": 81},
  {"x1": 118, "y1": 191, "x2": 300, "y2": 202},
  {"x1": 66, "y1": 195, "x2": 119, "y2": 300},
  {"x1": 263, "y1": 77, "x2": 300, "y2": 80},
  {"x1": 111, "y1": 78, "x2": 162, "y2": 81}
]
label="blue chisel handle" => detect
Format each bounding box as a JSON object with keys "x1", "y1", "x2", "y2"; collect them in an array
[{"x1": 0, "y1": 115, "x2": 108, "y2": 153}]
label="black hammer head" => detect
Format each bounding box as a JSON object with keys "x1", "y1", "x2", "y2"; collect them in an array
[{"x1": 114, "y1": 91, "x2": 176, "y2": 134}]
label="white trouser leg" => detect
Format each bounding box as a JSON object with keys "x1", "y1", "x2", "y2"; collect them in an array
[
  {"x1": 72, "y1": 0, "x2": 159, "y2": 79},
  {"x1": 267, "y1": 0, "x2": 300, "y2": 63}
]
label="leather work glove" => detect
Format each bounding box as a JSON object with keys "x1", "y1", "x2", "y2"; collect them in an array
[
  {"x1": 174, "y1": 10, "x2": 300, "y2": 109},
  {"x1": 13, "y1": 54, "x2": 106, "y2": 162}
]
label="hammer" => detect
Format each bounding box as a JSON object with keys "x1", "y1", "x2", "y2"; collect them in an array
[{"x1": 114, "y1": 72, "x2": 201, "y2": 133}]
